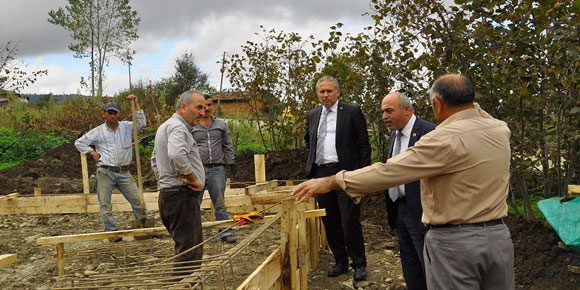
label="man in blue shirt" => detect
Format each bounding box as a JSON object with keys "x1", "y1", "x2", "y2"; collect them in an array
[{"x1": 75, "y1": 95, "x2": 148, "y2": 241}]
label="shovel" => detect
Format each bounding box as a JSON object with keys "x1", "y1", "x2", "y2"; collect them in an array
[{"x1": 129, "y1": 97, "x2": 155, "y2": 231}]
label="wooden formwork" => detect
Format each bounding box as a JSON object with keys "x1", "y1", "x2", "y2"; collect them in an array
[{"x1": 237, "y1": 200, "x2": 323, "y2": 290}]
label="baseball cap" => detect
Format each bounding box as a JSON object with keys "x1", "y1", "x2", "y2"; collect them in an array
[{"x1": 103, "y1": 102, "x2": 120, "y2": 112}]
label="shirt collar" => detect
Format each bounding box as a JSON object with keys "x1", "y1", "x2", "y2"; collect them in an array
[
  {"x1": 398, "y1": 114, "x2": 416, "y2": 138},
  {"x1": 172, "y1": 113, "x2": 193, "y2": 131},
  {"x1": 438, "y1": 107, "x2": 480, "y2": 128},
  {"x1": 325, "y1": 101, "x2": 339, "y2": 113}
]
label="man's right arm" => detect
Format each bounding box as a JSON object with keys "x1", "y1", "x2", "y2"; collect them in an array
[
  {"x1": 167, "y1": 125, "x2": 195, "y2": 177},
  {"x1": 75, "y1": 127, "x2": 100, "y2": 162}
]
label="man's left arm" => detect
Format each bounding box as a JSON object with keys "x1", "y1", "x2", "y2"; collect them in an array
[
  {"x1": 222, "y1": 122, "x2": 235, "y2": 165},
  {"x1": 353, "y1": 107, "x2": 371, "y2": 166}
]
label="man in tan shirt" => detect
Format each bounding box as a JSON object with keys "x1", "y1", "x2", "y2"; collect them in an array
[{"x1": 292, "y1": 74, "x2": 515, "y2": 289}]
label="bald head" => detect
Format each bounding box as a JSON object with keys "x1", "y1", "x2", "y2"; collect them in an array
[
  {"x1": 381, "y1": 92, "x2": 413, "y2": 131},
  {"x1": 429, "y1": 74, "x2": 474, "y2": 107}
]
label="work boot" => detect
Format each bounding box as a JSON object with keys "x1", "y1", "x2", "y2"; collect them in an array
[
  {"x1": 221, "y1": 235, "x2": 236, "y2": 244},
  {"x1": 353, "y1": 266, "x2": 367, "y2": 281},
  {"x1": 108, "y1": 237, "x2": 122, "y2": 243},
  {"x1": 327, "y1": 263, "x2": 348, "y2": 277}
]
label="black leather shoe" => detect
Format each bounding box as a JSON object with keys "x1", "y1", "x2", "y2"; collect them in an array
[
  {"x1": 353, "y1": 266, "x2": 367, "y2": 281},
  {"x1": 327, "y1": 263, "x2": 348, "y2": 277},
  {"x1": 221, "y1": 235, "x2": 236, "y2": 244}
]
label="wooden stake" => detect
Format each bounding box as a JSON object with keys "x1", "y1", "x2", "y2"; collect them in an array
[
  {"x1": 254, "y1": 154, "x2": 266, "y2": 183},
  {"x1": 307, "y1": 200, "x2": 319, "y2": 270},
  {"x1": 34, "y1": 187, "x2": 42, "y2": 197},
  {"x1": 56, "y1": 243, "x2": 65, "y2": 275},
  {"x1": 280, "y1": 200, "x2": 298, "y2": 289},
  {"x1": 80, "y1": 153, "x2": 90, "y2": 194},
  {"x1": 298, "y1": 210, "x2": 308, "y2": 290}
]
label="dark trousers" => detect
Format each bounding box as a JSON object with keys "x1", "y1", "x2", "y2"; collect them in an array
[
  {"x1": 313, "y1": 165, "x2": 366, "y2": 268},
  {"x1": 158, "y1": 187, "x2": 203, "y2": 273},
  {"x1": 396, "y1": 198, "x2": 427, "y2": 290}
]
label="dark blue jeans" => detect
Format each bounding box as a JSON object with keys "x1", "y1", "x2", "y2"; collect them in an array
[{"x1": 198, "y1": 165, "x2": 233, "y2": 238}]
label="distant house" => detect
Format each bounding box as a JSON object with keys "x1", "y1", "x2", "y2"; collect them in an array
[
  {"x1": 211, "y1": 91, "x2": 263, "y2": 116},
  {"x1": 0, "y1": 89, "x2": 26, "y2": 106}
]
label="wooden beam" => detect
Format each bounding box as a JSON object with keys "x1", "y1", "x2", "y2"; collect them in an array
[
  {"x1": 236, "y1": 247, "x2": 282, "y2": 290},
  {"x1": 244, "y1": 180, "x2": 278, "y2": 196},
  {"x1": 1, "y1": 190, "x2": 247, "y2": 215},
  {"x1": 568, "y1": 185, "x2": 580, "y2": 196},
  {"x1": 81, "y1": 152, "x2": 90, "y2": 194},
  {"x1": 254, "y1": 154, "x2": 266, "y2": 183},
  {"x1": 0, "y1": 254, "x2": 17, "y2": 268}
]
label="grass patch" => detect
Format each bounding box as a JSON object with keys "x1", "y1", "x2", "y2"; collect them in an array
[
  {"x1": 0, "y1": 162, "x2": 19, "y2": 170},
  {"x1": 0, "y1": 127, "x2": 69, "y2": 165}
]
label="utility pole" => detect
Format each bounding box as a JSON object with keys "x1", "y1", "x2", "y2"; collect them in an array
[{"x1": 217, "y1": 51, "x2": 226, "y2": 116}]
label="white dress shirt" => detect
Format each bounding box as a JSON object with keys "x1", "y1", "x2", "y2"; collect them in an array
[
  {"x1": 317, "y1": 101, "x2": 339, "y2": 164},
  {"x1": 390, "y1": 114, "x2": 416, "y2": 198}
]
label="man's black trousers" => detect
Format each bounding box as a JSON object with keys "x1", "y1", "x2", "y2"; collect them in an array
[
  {"x1": 159, "y1": 187, "x2": 203, "y2": 273},
  {"x1": 313, "y1": 165, "x2": 366, "y2": 268}
]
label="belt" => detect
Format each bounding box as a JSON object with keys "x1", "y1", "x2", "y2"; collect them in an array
[
  {"x1": 99, "y1": 165, "x2": 130, "y2": 172},
  {"x1": 161, "y1": 185, "x2": 195, "y2": 194},
  {"x1": 318, "y1": 162, "x2": 340, "y2": 168},
  {"x1": 427, "y1": 218, "x2": 505, "y2": 229},
  {"x1": 204, "y1": 163, "x2": 225, "y2": 168}
]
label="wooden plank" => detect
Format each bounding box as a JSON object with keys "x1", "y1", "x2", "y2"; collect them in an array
[
  {"x1": 37, "y1": 213, "x2": 290, "y2": 245},
  {"x1": 81, "y1": 152, "x2": 90, "y2": 194},
  {"x1": 0, "y1": 254, "x2": 17, "y2": 268},
  {"x1": 0, "y1": 190, "x2": 249, "y2": 215},
  {"x1": 568, "y1": 185, "x2": 580, "y2": 196},
  {"x1": 304, "y1": 209, "x2": 325, "y2": 219},
  {"x1": 236, "y1": 247, "x2": 282, "y2": 290},
  {"x1": 254, "y1": 154, "x2": 266, "y2": 183},
  {"x1": 245, "y1": 182, "x2": 270, "y2": 196},
  {"x1": 34, "y1": 187, "x2": 42, "y2": 197}
]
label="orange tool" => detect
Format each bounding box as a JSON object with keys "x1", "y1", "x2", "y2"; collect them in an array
[{"x1": 233, "y1": 211, "x2": 264, "y2": 225}]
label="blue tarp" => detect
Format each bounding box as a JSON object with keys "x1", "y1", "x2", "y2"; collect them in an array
[{"x1": 537, "y1": 197, "x2": 580, "y2": 252}]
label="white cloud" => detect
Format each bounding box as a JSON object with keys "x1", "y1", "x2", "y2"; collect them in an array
[{"x1": 1, "y1": 0, "x2": 372, "y2": 95}]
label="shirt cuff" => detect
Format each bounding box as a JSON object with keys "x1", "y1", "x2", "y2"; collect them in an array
[{"x1": 335, "y1": 170, "x2": 362, "y2": 204}]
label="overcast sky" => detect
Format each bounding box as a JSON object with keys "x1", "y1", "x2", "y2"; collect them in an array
[{"x1": 0, "y1": 0, "x2": 373, "y2": 95}]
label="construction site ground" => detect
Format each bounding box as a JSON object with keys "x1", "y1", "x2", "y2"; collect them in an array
[{"x1": 1, "y1": 142, "x2": 579, "y2": 289}]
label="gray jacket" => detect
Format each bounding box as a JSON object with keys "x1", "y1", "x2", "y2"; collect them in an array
[{"x1": 191, "y1": 116, "x2": 235, "y2": 165}]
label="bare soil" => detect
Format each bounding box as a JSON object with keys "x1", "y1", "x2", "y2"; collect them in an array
[{"x1": 1, "y1": 142, "x2": 579, "y2": 289}]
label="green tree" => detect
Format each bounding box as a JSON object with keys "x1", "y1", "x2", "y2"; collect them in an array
[
  {"x1": 164, "y1": 52, "x2": 209, "y2": 106},
  {"x1": 48, "y1": 0, "x2": 140, "y2": 99},
  {"x1": 227, "y1": 27, "x2": 319, "y2": 150},
  {"x1": 0, "y1": 41, "x2": 47, "y2": 92}
]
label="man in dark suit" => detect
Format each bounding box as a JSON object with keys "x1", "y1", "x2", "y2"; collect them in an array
[
  {"x1": 382, "y1": 92, "x2": 436, "y2": 290},
  {"x1": 304, "y1": 76, "x2": 371, "y2": 281}
]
